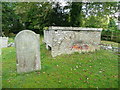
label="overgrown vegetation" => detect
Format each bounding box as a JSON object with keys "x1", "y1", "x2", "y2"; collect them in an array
[{"x1": 2, "y1": 38, "x2": 118, "y2": 88}]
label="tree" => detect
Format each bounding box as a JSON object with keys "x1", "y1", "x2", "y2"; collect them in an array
[
  {"x1": 49, "y1": 2, "x2": 70, "y2": 26},
  {"x1": 14, "y1": 2, "x2": 53, "y2": 34},
  {"x1": 108, "y1": 17, "x2": 118, "y2": 40},
  {"x1": 2, "y1": 2, "x2": 118, "y2": 36},
  {"x1": 2, "y1": 2, "x2": 23, "y2": 36},
  {"x1": 70, "y1": 2, "x2": 82, "y2": 27},
  {"x1": 82, "y1": 2, "x2": 118, "y2": 28}
]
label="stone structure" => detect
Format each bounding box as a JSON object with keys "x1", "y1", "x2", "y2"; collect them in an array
[
  {"x1": 44, "y1": 26, "x2": 103, "y2": 57},
  {"x1": 15, "y1": 30, "x2": 41, "y2": 73},
  {"x1": 0, "y1": 37, "x2": 8, "y2": 48}
]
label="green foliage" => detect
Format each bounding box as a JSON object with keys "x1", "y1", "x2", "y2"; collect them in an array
[
  {"x1": 50, "y1": 2, "x2": 63, "y2": 26},
  {"x1": 108, "y1": 18, "x2": 117, "y2": 31},
  {"x1": 81, "y1": 2, "x2": 118, "y2": 28},
  {"x1": 43, "y1": 27, "x2": 48, "y2": 30},
  {"x1": 82, "y1": 2, "x2": 118, "y2": 17},
  {"x1": 83, "y1": 15, "x2": 109, "y2": 28},
  {"x1": 2, "y1": 2, "x2": 118, "y2": 36},
  {"x1": 49, "y1": 2, "x2": 70, "y2": 26},
  {"x1": 2, "y1": 2, "x2": 23, "y2": 36},
  {"x1": 14, "y1": 2, "x2": 53, "y2": 34},
  {"x1": 69, "y1": 2, "x2": 83, "y2": 27},
  {"x1": 101, "y1": 17, "x2": 119, "y2": 42},
  {"x1": 2, "y1": 38, "x2": 118, "y2": 88}
]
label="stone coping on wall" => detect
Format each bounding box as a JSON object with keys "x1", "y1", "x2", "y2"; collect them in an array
[{"x1": 48, "y1": 26, "x2": 103, "y2": 31}]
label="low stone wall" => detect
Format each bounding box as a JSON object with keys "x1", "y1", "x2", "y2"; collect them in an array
[{"x1": 44, "y1": 26, "x2": 102, "y2": 57}]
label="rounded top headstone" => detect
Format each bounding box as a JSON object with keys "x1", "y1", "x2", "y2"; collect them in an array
[
  {"x1": 15, "y1": 30, "x2": 37, "y2": 40},
  {"x1": 15, "y1": 30, "x2": 41, "y2": 73}
]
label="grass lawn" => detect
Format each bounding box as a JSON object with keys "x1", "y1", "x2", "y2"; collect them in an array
[
  {"x1": 101, "y1": 40, "x2": 118, "y2": 47},
  {"x1": 2, "y1": 37, "x2": 118, "y2": 88}
]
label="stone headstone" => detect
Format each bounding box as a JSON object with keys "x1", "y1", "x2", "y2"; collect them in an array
[
  {"x1": 0, "y1": 37, "x2": 8, "y2": 48},
  {"x1": 15, "y1": 30, "x2": 41, "y2": 73}
]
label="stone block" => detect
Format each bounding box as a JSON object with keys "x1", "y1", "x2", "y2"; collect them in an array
[{"x1": 44, "y1": 26, "x2": 102, "y2": 57}]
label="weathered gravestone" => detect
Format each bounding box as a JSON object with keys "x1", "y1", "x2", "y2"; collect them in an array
[
  {"x1": 15, "y1": 30, "x2": 41, "y2": 73},
  {"x1": 0, "y1": 37, "x2": 8, "y2": 48}
]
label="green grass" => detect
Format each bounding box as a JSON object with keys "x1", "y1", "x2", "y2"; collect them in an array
[
  {"x1": 101, "y1": 40, "x2": 118, "y2": 47},
  {"x1": 8, "y1": 37, "x2": 14, "y2": 43},
  {"x1": 2, "y1": 37, "x2": 118, "y2": 88}
]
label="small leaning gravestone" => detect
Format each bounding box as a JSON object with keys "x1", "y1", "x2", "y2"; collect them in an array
[{"x1": 15, "y1": 30, "x2": 41, "y2": 73}]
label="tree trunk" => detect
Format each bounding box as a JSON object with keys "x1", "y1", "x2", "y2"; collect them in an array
[{"x1": 70, "y1": 2, "x2": 82, "y2": 27}]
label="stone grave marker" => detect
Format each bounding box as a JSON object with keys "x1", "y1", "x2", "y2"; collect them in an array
[
  {"x1": 15, "y1": 30, "x2": 41, "y2": 73},
  {"x1": 0, "y1": 37, "x2": 8, "y2": 48}
]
